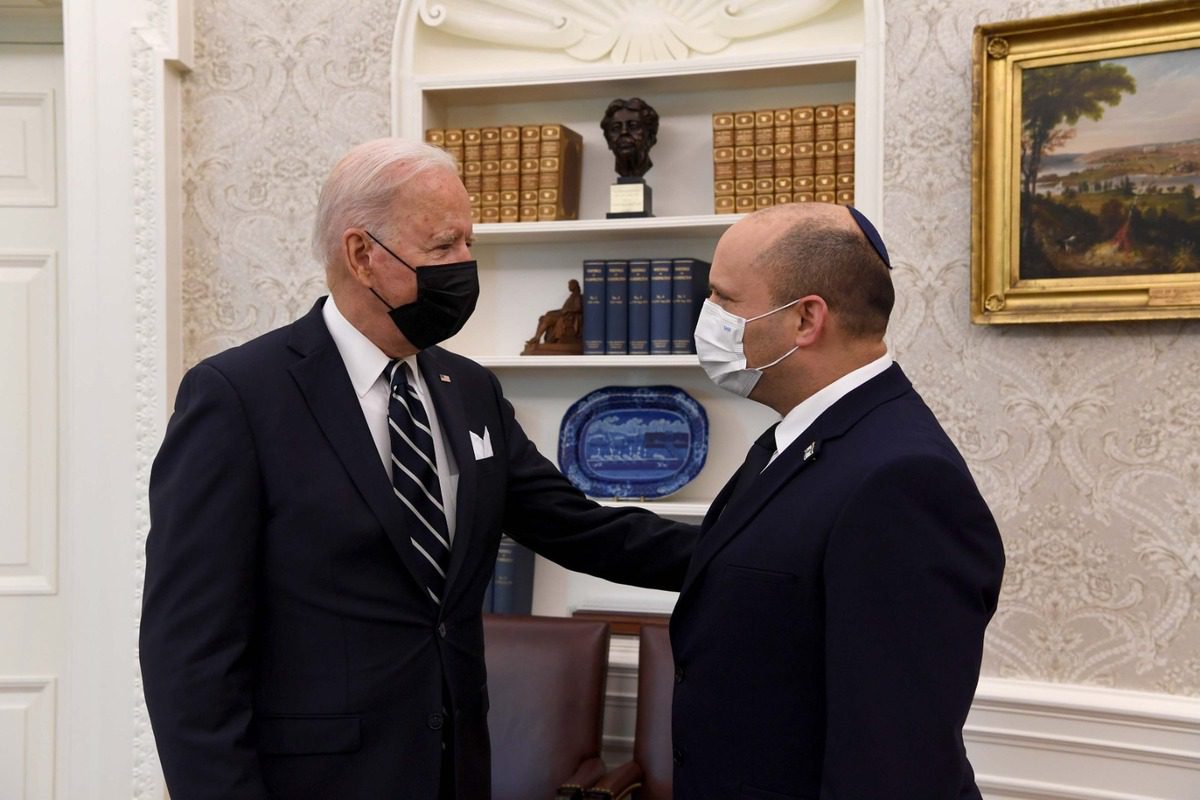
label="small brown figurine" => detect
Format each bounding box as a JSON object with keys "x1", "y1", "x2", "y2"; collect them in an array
[{"x1": 522, "y1": 279, "x2": 583, "y2": 355}]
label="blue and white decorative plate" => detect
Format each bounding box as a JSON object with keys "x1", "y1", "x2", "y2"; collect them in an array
[{"x1": 558, "y1": 385, "x2": 708, "y2": 499}]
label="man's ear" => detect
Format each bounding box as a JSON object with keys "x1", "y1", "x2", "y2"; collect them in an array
[
  {"x1": 342, "y1": 229, "x2": 374, "y2": 287},
  {"x1": 792, "y1": 295, "x2": 828, "y2": 348}
]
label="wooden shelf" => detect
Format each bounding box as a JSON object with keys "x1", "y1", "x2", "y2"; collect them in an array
[
  {"x1": 476, "y1": 355, "x2": 699, "y2": 368},
  {"x1": 472, "y1": 214, "x2": 743, "y2": 245}
]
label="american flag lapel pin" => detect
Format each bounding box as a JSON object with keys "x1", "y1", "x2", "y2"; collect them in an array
[
  {"x1": 439, "y1": 373, "x2": 452, "y2": 383},
  {"x1": 803, "y1": 441, "x2": 820, "y2": 462}
]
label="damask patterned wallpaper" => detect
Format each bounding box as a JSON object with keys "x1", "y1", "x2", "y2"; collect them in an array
[{"x1": 182, "y1": 0, "x2": 1200, "y2": 695}]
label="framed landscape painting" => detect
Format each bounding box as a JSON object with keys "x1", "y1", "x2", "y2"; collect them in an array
[{"x1": 972, "y1": 1, "x2": 1200, "y2": 323}]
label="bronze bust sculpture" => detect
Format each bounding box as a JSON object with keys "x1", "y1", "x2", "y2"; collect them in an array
[{"x1": 601, "y1": 97, "x2": 659, "y2": 179}]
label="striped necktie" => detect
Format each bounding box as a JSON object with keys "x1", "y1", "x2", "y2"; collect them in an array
[{"x1": 386, "y1": 360, "x2": 451, "y2": 605}]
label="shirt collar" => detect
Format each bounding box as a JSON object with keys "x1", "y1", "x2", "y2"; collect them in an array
[
  {"x1": 322, "y1": 296, "x2": 416, "y2": 397},
  {"x1": 772, "y1": 351, "x2": 893, "y2": 461}
]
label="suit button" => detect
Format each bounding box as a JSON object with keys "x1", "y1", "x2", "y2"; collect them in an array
[
  {"x1": 674, "y1": 666, "x2": 684, "y2": 684},
  {"x1": 437, "y1": 622, "x2": 447, "y2": 638},
  {"x1": 672, "y1": 746, "x2": 684, "y2": 766},
  {"x1": 428, "y1": 713, "x2": 444, "y2": 730}
]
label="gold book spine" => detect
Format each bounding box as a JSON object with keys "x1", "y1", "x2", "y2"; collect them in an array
[
  {"x1": 791, "y1": 107, "x2": 814, "y2": 125},
  {"x1": 814, "y1": 105, "x2": 837, "y2": 123},
  {"x1": 793, "y1": 192, "x2": 814, "y2": 203},
  {"x1": 424, "y1": 128, "x2": 445, "y2": 147},
  {"x1": 536, "y1": 123, "x2": 582, "y2": 221},
  {"x1": 837, "y1": 190, "x2": 855, "y2": 206},
  {"x1": 837, "y1": 102, "x2": 856, "y2": 121},
  {"x1": 816, "y1": 191, "x2": 837, "y2": 203}
]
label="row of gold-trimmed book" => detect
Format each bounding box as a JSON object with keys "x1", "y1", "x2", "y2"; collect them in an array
[
  {"x1": 713, "y1": 104, "x2": 856, "y2": 212},
  {"x1": 425, "y1": 125, "x2": 582, "y2": 223}
]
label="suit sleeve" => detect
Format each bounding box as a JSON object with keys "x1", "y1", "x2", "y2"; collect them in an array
[
  {"x1": 820, "y1": 454, "x2": 1004, "y2": 799},
  {"x1": 486, "y1": 372, "x2": 699, "y2": 591},
  {"x1": 139, "y1": 363, "x2": 270, "y2": 799}
]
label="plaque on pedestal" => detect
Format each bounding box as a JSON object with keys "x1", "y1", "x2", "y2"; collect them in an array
[{"x1": 608, "y1": 177, "x2": 653, "y2": 219}]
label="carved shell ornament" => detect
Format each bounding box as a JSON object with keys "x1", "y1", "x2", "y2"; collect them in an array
[{"x1": 416, "y1": 0, "x2": 843, "y2": 63}]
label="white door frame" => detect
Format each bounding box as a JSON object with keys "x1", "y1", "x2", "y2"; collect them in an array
[{"x1": 60, "y1": 0, "x2": 188, "y2": 796}]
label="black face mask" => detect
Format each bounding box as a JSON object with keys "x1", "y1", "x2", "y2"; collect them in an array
[{"x1": 365, "y1": 231, "x2": 479, "y2": 351}]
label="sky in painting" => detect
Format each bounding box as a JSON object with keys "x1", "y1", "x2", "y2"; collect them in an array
[{"x1": 1045, "y1": 47, "x2": 1200, "y2": 154}]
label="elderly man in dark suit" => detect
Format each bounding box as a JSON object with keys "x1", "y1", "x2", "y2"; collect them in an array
[
  {"x1": 139, "y1": 138, "x2": 696, "y2": 800},
  {"x1": 672, "y1": 203, "x2": 1005, "y2": 799}
]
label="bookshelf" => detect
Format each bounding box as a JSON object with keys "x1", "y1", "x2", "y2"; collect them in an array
[{"x1": 391, "y1": 0, "x2": 884, "y2": 616}]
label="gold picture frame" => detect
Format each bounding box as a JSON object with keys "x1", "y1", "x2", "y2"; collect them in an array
[{"x1": 972, "y1": 1, "x2": 1200, "y2": 323}]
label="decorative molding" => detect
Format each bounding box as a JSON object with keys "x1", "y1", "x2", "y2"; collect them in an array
[
  {"x1": 0, "y1": 91, "x2": 55, "y2": 206},
  {"x1": 0, "y1": 676, "x2": 56, "y2": 800},
  {"x1": 415, "y1": 0, "x2": 842, "y2": 63},
  {"x1": 0, "y1": 251, "x2": 57, "y2": 596},
  {"x1": 965, "y1": 679, "x2": 1200, "y2": 800},
  {"x1": 974, "y1": 776, "x2": 1167, "y2": 800},
  {"x1": 129, "y1": 0, "x2": 174, "y2": 795}
]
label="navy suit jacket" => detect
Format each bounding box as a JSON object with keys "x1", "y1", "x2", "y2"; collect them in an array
[
  {"x1": 139, "y1": 298, "x2": 696, "y2": 799},
  {"x1": 669, "y1": 363, "x2": 1004, "y2": 800}
]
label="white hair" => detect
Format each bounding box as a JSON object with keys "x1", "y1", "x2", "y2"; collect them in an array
[{"x1": 311, "y1": 138, "x2": 458, "y2": 271}]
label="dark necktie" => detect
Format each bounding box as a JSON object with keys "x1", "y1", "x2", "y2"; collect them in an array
[
  {"x1": 387, "y1": 360, "x2": 451, "y2": 605},
  {"x1": 723, "y1": 423, "x2": 780, "y2": 513}
]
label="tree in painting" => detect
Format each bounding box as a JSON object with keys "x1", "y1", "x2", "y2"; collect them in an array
[{"x1": 1021, "y1": 63, "x2": 1136, "y2": 200}]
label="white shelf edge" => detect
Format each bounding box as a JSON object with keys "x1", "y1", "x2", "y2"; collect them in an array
[
  {"x1": 472, "y1": 214, "x2": 743, "y2": 244},
  {"x1": 476, "y1": 355, "x2": 700, "y2": 368},
  {"x1": 595, "y1": 499, "x2": 709, "y2": 518},
  {"x1": 414, "y1": 48, "x2": 865, "y2": 92}
]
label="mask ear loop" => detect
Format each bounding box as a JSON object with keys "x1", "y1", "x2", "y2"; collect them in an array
[
  {"x1": 744, "y1": 298, "x2": 802, "y2": 371},
  {"x1": 363, "y1": 230, "x2": 418, "y2": 311}
]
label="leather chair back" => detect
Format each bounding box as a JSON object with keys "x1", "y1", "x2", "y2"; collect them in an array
[
  {"x1": 632, "y1": 623, "x2": 674, "y2": 800},
  {"x1": 485, "y1": 615, "x2": 610, "y2": 800}
]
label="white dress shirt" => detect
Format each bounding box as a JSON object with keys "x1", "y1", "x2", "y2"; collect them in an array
[
  {"x1": 767, "y1": 351, "x2": 894, "y2": 468},
  {"x1": 323, "y1": 297, "x2": 459, "y2": 543}
]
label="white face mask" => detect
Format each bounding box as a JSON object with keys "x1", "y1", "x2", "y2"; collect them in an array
[{"x1": 694, "y1": 298, "x2": 800, "y2": 397}]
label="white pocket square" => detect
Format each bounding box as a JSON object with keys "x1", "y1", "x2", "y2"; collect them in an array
[{"x1": 469, "y1": 427, "x2": 494, "y2": 460}]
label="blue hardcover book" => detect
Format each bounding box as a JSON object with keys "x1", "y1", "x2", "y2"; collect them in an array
[
  {"x1": 671, "y1": 258, "x2": 711, "y2": 354},
  {"x1": 649, "y1": 258, "x2": 673, "y2": 355},
  {"x1": 582, "y1": 259, "x2": 606, "y2": 355},
  {"x1": 605, "y1": 259, "x2": 629, "y2": 355},
  {"x1": 627, "y1": 259, "x2": 651, "y2": 355},
  {"x1": 492, "y1": 536, "x2": 535, "y2": 615}
]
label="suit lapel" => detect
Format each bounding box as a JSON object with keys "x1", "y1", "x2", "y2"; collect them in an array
[
  {"x1": 679, "y1": 364, "x2": 914, "y2": 600},
  {"x1": 416, "y1": 348, "x2": 478, "y2": 607},
  {"x1": 286, "y1": 300, "x2": 435, "y2": 601}
]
